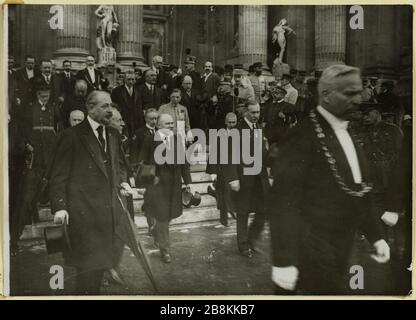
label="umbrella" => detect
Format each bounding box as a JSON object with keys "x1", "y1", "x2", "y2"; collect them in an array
[{"x1": 115, "y1": 194, "x2": 158, "y2": 292}]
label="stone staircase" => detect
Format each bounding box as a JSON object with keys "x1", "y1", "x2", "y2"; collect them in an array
[{"x1": 20, "y1": 150, "x2": 219, "y2": 241}]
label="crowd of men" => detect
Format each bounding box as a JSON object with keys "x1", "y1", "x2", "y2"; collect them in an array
[{"x1": 7, "y1": 52, "x2": 411, "y2": 295}]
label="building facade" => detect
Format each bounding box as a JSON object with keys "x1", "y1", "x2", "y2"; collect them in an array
[{"x1": 8, "y1": 5, "x2": 412, "y2": 106}]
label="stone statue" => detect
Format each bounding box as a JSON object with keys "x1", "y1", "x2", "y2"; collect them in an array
[
  {"x1": 272, "y1": 18, "x2": 296, "y2": 64},
  {"x1": 95, "y1": 5, "x2": 119, "y2": 48}
]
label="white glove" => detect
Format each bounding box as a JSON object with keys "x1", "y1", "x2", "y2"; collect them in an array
[
  {"x1": 229, "y1": 180, "x2": 240, "y2": 192},
  {"x1": 54, "y1": 210, "x2": 69, "y2": 225},
  {"x1": 370, "y1": 239, "x2": 390, "y2": 264},
  {"x1": 381, "y1": 211, "x2": 399, "y2": 227},
  {"x1": 272, "y1": 266, "x2": 299, "y2": 291},
  {"x1": 210, "y1": 174, "x2": 217, "y2": 181},
  {"x1": 120, "y1": 182, "x2": 133, "y2": 196}
]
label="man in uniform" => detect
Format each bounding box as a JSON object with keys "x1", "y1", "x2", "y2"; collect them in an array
[
  {"x1": 263, "y1": 84, "x2": 296, "y2": 146},
  {"x1": 180, "y1": 55, "x2": 202, "y2": 91},
  {"x1": 248, "y1": 62, "x2": 266, "y2": 104},
  {"x1": 18, "y1": 82, "x2": 62, "y2": 235},
  {"x1": 356, "y1": 103, "x2": 403, "y2": 221},
  {"x1": 232, "y1": 67, "x2": 255, "y2": 119}
]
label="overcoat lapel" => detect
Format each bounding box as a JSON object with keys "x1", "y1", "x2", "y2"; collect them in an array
[{"x1": 79, "y1": 120, "x2": 109, "y2": 180}]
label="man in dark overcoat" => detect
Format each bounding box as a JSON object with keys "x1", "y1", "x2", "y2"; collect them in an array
[
  {"x1": 269, "y1": 65, "x2": 390, "y2": 295},
  {"x1": 206, "y1": 112, "x2": 238, "y2": 226},
  {"x1": 223, "y1": 102, "x2": 270, "y2": 258},
  {"x1": 141, "y1": 113, "x2": 192, "y2": 263},
  {"x1": 49, "y1": 90, "x2": 130, "y2": 294}
]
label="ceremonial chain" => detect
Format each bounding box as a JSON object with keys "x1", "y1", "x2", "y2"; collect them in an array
[{"x1": 309, "y1": 110, "x2": 373, "y2": 198}]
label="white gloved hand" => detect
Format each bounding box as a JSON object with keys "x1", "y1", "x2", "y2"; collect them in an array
[
  {"x1": 271, "y1": 266, "x2": 299, "y2": 291},
  {"x1": 229, "y1": 180, "x2": 240, "y2": 192},
  {"x1": 54, "y1": 210, "x2": 69, "y2": 225},
  {"x1": 381, "y1": 211, "x2": 399, "y2": 227},
  {"x1": 210, "y1": 174, "x2": 217, "y2": 181},
  {"x1": 120, "y1": 182, "x2": 134, "y2": 196},
  {"x1": 370, "y1": 239, "x2": 390, "y2": 264}
]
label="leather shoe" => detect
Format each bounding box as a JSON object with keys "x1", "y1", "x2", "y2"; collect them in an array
[
  {"x1": 240, "y1": 248, "x2": 253, "y2": 258},
  {"x1": 105, "y1": 268, "x2": 125, "y2": 286},
  {"x1": 161, "y1": 252, "x2": 172, "y2": 263}
]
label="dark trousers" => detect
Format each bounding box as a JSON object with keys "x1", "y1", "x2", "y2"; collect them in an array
[
  {"x1": 154, "y1": 219, "x2": 170, "y2": 253},
  {"x1": 76, "y1": 268, "x2": 104, "y2": 295},
  {"x1": 298, "y1": 228, "x2": 355, "y2": 295},
  {"x1": 236, "y1": 211, "x2": 266, "y2": 252}
]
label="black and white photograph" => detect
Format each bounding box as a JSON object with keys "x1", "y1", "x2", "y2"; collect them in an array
[{"x1": 3, "y1": 3, "x2": 413, "y2": 297}]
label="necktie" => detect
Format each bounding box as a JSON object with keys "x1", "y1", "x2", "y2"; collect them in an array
[
  {"x1": 150, "y1": 85, "x2": 154, "y2": 94},
  {"x1": 164, "y1": 136, "x2": 170, "y2": 149},
  {"x1": 46, "y1": 76, "x2": 50, "y2": 84},
  {"x1": 97, "y1": 125, "x2": 106, "y2": 152}
]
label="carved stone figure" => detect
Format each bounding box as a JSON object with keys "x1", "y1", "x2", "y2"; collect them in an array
[
  {"x1": 272, "y1": 18, "x2": 296, "y2": 64},
  {"x1": 95, "y1": 5, "x2": 119, "y2": 48}
]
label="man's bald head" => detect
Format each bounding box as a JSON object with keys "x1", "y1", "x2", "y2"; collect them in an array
[
  {"x1": 69, "y1": 110, "x2": 85, "y2": 127},
  {"x1": 157, "y1": 113, "x2": 174, "y2": 132},
  {"x1": 225, "y1": 112, "x2": 237, "y2": 129},
  {"x1": 182, "y1": 75, "x2": 193, "y2": 91},
  {"x1": 86, "y1": 90, "x2": 113, "y2": 125},
  {"x1": 74, "y1": 79, "x2": 88, "y2": 97}
]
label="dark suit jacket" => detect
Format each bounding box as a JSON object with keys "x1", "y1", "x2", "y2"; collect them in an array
[
  {"x1": 49, "y1": 120, "x2": 127, "y2": 270},
  {"x1": 111, "y1": 85, "x2": 144, "y2": 138},
  {"x1": 222, "y1": 119, "x2": 270, "y2": 214},
  {"x1": 31, "y1": 74, "x2": 62, "y2": 104},
  {"x1": 76, "y1": 68, "x2": 102, "y2": 92},
  {"x1": 201, "y1": 72, "x2": 220, "y2": 98},
  {"x1": 140, "y1": 133, "x2": 192, "y2": 221},
  {"x1": 14, "y1": 67, "x2": 40, "y2": 106},
  {"x1": 136, "y1": 83, "x2": 163, "y2": 111},
  {"x1": 58, "y1": 71, "x2": 75, "y2": 99},
  {"x1": 269, "y1": 109, "x2": 384, "y2": 269},
  {"x1": 180, "y1": 88, "x2": 202, "y2": 129}
]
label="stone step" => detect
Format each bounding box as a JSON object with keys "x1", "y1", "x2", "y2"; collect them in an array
[
  {"x1": 133, "y1": 193, "x2": 216, "y2": 214},
  {"x1": 21, "y1": 206, "x2": 221, "y2": 241}
]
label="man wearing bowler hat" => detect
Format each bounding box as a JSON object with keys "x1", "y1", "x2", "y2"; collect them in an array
[{"x1": 49, "y1": 90, "x2": 131, "y2": 294}]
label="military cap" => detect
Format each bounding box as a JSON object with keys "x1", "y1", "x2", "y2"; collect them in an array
[
  {"x1": 272, "y1": 85, "x2": 287, "y2": 95},
  {"x1": 184, "y1": 55, "x2": 197, "y2": 64},
  {"x1": 359, "y1": 102, "x2": 383, "y2": 112}
]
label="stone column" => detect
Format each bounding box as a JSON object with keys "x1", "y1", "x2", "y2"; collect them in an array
[
  {"x1": 315, "y1": 6, "x2": 346, "y2": 71},
  {"x1": 53, "y1": 5, "x2": 91, "y2": 70},
  {"x1": 115, "y1": 5, "x2": 146, "y2": 69},
  {"x1": 238, "y1": 6, "x2": 268, "y2": 68}
]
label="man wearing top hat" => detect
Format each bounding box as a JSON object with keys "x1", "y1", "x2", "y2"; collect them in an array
[
  {"x1": 140, "y1": 113, "x2": 192, "y2": 263},
  {"x1": 269, "y1": 65, "x2": 389, "y2": 294}
]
